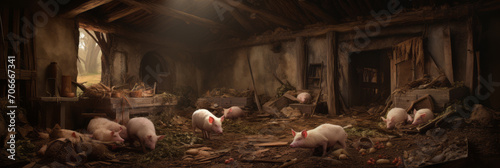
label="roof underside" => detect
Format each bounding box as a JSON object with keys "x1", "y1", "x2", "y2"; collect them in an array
[{"x1": 53, "y1": 0, "x2": 496, "y2": 48}]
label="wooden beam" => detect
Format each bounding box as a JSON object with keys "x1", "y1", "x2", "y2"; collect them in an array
[
  {"x1": 221, "y1": 2, "x2": 258, "y2": 33},
  {"x1": 296, "y1": 37, "x2": 306, "y2": 90},
  {"x1": 62, "y1": 0, "x2": 113, "y2": 18},
  {"x1": 106, "y1": 6, "x2": 141, "y2": 22},
  {"x1": 78, "y1": 18, "x2": 190, "y2": 51},
  {"x1": 326, "y1": 31, "x2": 339, "y2": 116},
  {"x1": 201, "y1": 3, "x2": 474, "y2": 52},
  {"x1": 442, "y1": 26, "x2": 454, "y2": 83},
  {"x1": 298, "y1": 0, "x2": 337, "y2": 23},
  {"x1": 220, "y1": 0, "x2": 300, "y2": 28},
  {"x1": 119, "y1": 0, "x2": 244, "y2": 37},
  {"x1": 465, "y1": 16, "x2": 475, "y2": 94}
]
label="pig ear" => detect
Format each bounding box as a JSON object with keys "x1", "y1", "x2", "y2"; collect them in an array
[
  {"x1": 157, "y1": 135, "x2": 165, "y2": 141},
  {"x1": 228, "y1": 108, "x2": 232, "y2": 113},
  {"x1": 110, "y1": 131, "x2": 115, "y2": 136},
  {"x1": 72, "y1": 132, "x2": 76, "y2": 138},
  {"x1": 301, "y1": 130, "x2": 308, "y2": 138},
  {"x1": 413, "y1": 109, "x2": 417, "y2": 115},
  {"x1": 390, "y1": 117, "x2": 395, "y2": 122},
  {"x1": 421, "y1": 113, "x2": 426, "y2": 118},
  {"x1": 220, "y1": 116, "x2": 225, "y2": 122},
  {"x1": 208, "y1": 116, "x2": 214, "y2": 124},
  {"x1": 148, "y1": 135, "x2": 153, "y2": 140},
  {"x1": 291, "y1": 129, "x2": 296, "y2": 136},
  {"x1": 381, "y1": 117, "x2": 387, "y2": 122}
]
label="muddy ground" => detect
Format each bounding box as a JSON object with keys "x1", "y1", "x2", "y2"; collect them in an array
[{"x1": 3, "y1": 108, "x2": 500, "y2": 168}]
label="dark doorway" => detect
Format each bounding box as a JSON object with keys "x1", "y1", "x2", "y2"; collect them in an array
[
  {"x1": 139, "y1": 52, "x2": 174, "y2": 92},
  {"x1": 349, "y1": 49, "x2": 391, "y2": 106}
]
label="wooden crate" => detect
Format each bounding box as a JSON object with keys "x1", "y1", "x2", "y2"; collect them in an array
[
  {"x1": 77, "y1": 96, "x2": 177, "y2": 124},
  {"x1": 289, "y1": 103, "x2": 316, "y2": 115},
  {"x1": 394, "y1": 87, "x2": 468, "y2": 111}
]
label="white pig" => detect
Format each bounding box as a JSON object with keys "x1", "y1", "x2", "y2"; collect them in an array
[
  {"x1": 127, "y1": 117, "x2": 165, "y2": 152},
  {"x1": 381, "y1": 108, "x2": 412, "y2": 129},
  {"x1": 297, "y1": 92, "x2": 312, "y2": 104},
  {"x1": 87, "y1": 117, "x2": 128, "y2": 140},
  {"x1": 412, "y1": 108, "x2": 434, "y2": 125},
  {"x1": 290, "y1": 124, "x2": 347, "y2": 157},
  {"x1": 223, "y1": 106, "x2": 244, "y2": 119},
  {"x1": 92, "y1": 128, "x2": 124, "y2": 142},
  {"x1": 192, "y1": 109, "x2": 224, "y2": 139}
]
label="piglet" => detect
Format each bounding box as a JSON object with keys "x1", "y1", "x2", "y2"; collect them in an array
[
  {"x1": 192, "y1": 109, "x2": 224, "y2": 139},
  {"x1": 290, "y1": 124, "x2": 347, "y2": 157},
  {"x1": 127, "y1": 117, "x2": 165, "y2": 152},
  {"x1": 223, "y1": 106, "x2": 244, "y2": 119},
  {"x1": 49, "y1": 124, "x2": 89, "y2": 143},
  {"x1": 87, "y1": 117, "x2": 128, "y2": 140},
  {"x1": 381, "y1": 108, "x2": 412, "y2": 129},
  {"x1": 297, "y1": 92, "x2": 312, "y2": 104},
  {"x1": 92, "y1": 128, "x2": 124, "y2": 142},
  {"x1": 412, "y1": 108, "x2": 434, "y2": 125}
]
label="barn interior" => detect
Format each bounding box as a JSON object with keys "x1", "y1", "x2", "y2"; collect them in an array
[{"x1": 1, "y1": 0, "x2": 500, "y2": 167}]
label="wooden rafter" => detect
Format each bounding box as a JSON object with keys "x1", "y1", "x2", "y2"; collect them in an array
[
  {"x1": 106, "y1": 6, "x2": 142, "y2": 22},
  {"x1": 213, "y1": 0, "x2": 257, "y2": 33},
  {"x1": 79, "y1": 17, "x2": 190, "y2": 51},
  {"x1": 298, "y1": 0, "x2": 337, "y2": 23},
  {"x1": 220, "y1": 0, "x2": 300, "y2": 28},
  {"x1": 119, "y1": 0, "x2": 244, "y2": 37},
  {"x1": 62, "y1": 0, "x2": 113, "y2": 18},
  {"x1": 201, "y1": 3, "x2": 476, "y2": 52}
]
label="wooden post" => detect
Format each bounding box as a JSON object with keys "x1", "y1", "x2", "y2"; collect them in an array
[
  {"x1": 465, "y1": 16, "x2": 475, "y2": 94},
  {"x1": 296, "y1": 37, "x2": 306, "y2": 90},
  {"x1": 326, "y1": 32, "x2": 338, "y2": 116},
  {"x1": 443, "y1": 26, "x2": 454, "y2": 83},
  {"x1": 247, "y1": 54, "x2": 262, "y2": 111}
]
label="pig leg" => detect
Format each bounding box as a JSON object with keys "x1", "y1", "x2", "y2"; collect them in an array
[
  {"x1": 339, "y1": 140, "x2": 347, "y2": 149},
  {"x1": 321, "y1": 142, "x2": 328, "y2": 157},
  {"x1": 140, "y1": 139, "x2": 147, "y2": 153}
]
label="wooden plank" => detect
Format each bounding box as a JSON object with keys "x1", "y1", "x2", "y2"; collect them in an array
[
  {"x1": 62, "y1": 0, "x2": 113, "y2": 18},
  {"x1": 326, "y1": 32, "x2": 338, "y2": 116},
  {"x1": 106, "y1": 6, "x2": 141, "y2": 22},
  {"x1": 465, "y1": 16, "x2": 475, "y2": 94},
  {"x1": 296, "y1": 37, "x2": 306, "y2": 90},
  {"x1": 253, "y1": 141, "x2": 288, "y2": 147},
  {"x1": 219, "y1": 0, "x2": 300, "y2": 28},
  {"x1": 442, "y1": 26, "x2": 454, "y2": 83}
]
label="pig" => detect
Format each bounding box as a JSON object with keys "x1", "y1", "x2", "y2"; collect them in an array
[
  {"x1": 127, "y1": 117, "x2": 165, "y2": 152},
  {"x1": 381, "y1": 108, "x2": 412, "y2": 129},
  {"x1": 412, "y1": 108, "x2": 434, "y2": 125},
  {"x1": 223, "y1": 106, "x2": 244, "y2": 119},
  {"x1": 192, "y1": 109, "x2": 224, "y2": 139},
  {"x1": 92, "y1": 128, "x2": 124, "y2": 142},
  {"x1": 50, "y1": 124, "x2": 90, "y2": 143},
  {"x1": 290, "y1": 124, "x2": 347, "y2": 157},
  {"x1": 87, "y1": 117, "x2": 128, "y2": 140},
  {"x1": 297, "y1": 92, "x2": 312, "y2": 104}
]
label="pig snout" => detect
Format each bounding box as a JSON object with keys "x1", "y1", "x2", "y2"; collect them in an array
[{"x1": 290, "y1": 143, "x2": 297, "y2": 148}]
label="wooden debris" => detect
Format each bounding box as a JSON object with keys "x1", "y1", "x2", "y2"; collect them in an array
[
  {"x1": 240, "y1": 159, "x2": 285, "y2": 163},
  {"x1": 404, "y1": 94, "x2": 434, "y2": 113},
  {"x1": 277, "y1": 158, "x2": 304, "y2": 168},
  {"x1": 253, "y1": 141, "x2": 288, "y2": 147}
]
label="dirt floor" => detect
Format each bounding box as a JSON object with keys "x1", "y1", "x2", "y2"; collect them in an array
[{"x1": 3, "y1": 108, "x2": 500, "y2": 168}]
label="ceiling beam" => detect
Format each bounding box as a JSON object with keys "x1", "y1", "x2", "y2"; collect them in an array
[
  {"x1": 106, "y1": 6, "x2": 142, "y2": 22},
  {"x1": 298, "y1": 0, "x2": 337, "y2": 24},
  {"x1": 119, "y1": 0, "x2": 244, "y2": 37},
  {"x1": 220, "y1": 0, "x2": 300, "y2": 28},
  {"x1": 78, "y1": 17, "x2": 191, "y2": 51},
  {"x1": 62, "y1": 0, "x2": 113, "y2": 18},
  {"x1": 201, "y1": 3, "x2": 476, "y2": 52}
]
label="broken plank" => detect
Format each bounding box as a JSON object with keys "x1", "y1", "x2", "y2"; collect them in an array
[
  {"x1": 253, "y1": 141, "x2": 288, "y2": 147},
  {"x1": 442, "y1": 26, "x2": 454, "y2": 83}
]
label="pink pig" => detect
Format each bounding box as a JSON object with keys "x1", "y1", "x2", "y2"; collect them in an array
[
  {"x1": 92, "y1": 127, "x2": 124, "y2": 142},
  {"x1": 381, "y1": 108, "x2": 412, "y2": 129},
  {"x1": 223, "y1": 106, "x2": 244, "y2": 119},
  {"x1": 412, "y1": 108, "x2": 434, "y2": 125},
  {"x1": 127, "y1": 117, "x2": 165, "y2": 152},
  {"x1": 192, "y1": 109, "x2": 224, "y2": 139},
  {"x1": 290, "y1": 124, "x2": 347, "y2": 156},
  {"x1": 297, "y1": 92, "x2": 312, "y2": 104}
]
